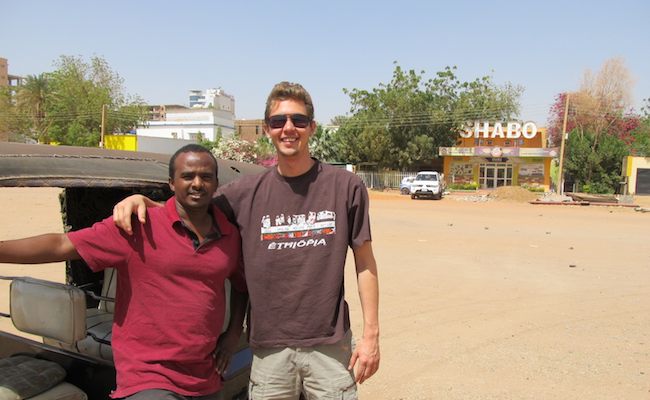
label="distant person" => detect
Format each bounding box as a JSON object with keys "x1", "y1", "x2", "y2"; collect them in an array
[
  {"x1": 0, "y1": 144, "x2": 247, "y2": 400},
  {"x1": 113, "y1": 82, "x2": 380, "y2": 399}
]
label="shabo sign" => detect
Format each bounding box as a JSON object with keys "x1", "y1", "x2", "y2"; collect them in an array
[{"x1": 460, "y1": 121, "x2": 538, "y2": 139}]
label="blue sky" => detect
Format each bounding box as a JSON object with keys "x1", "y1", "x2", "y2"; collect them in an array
[{"x1": 3, "y1": 0, "x2": 649, "y2": 125}]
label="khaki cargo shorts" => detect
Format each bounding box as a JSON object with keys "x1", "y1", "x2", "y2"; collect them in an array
[{"x1": 249, "y1": 330, "x2": 357, "y2": 400}]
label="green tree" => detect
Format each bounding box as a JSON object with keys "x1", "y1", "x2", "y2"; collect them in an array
[
  {"x1": 329, "y1": 115, "x2": 349, "y2": 126},
  {"x1": 564, "y1": 130, "x2": 628, "y2": 193},
  {"x1": 0, "y1": 86, "x2": 28, "y2": 140},
  {"x1": 310, "y1": 124, "x2": 344, "y2": 162},
  {"x1": 548, "y1": 58, "x2": 635, "y2": 147},
  {"x1": 15, "y1": 74, "x2": 52, "y2": 143},
  {"x1": 108, "y1": 101, "x2": 149, "y2": 135},
  {"x1": 550, "y1": 59, "x2": 647, "y2": 192},
  {"x1": 1, "y1": 57, "x2": 144, "y2": 145},
  {"x1": 630, "y1": 101, "x2": 650, "y2": 156},
  {"x1": 44, "y1": 55, "x2": 144, "y2": 146},
  {"x1": 630, "y1": 126, "x2": 650, "y2": 156},
  {"x1": 334, "y1": 63, "x2": 522, "y2": 169}
]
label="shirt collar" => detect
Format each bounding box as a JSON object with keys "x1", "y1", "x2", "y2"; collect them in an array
[{"x1": 164, "y1": 197, "x2": 233, "y2": 237}]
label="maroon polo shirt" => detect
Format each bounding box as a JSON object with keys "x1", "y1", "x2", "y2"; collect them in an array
[{"x1": 68, "y1": 198, "x2": 244, "y2": 398}]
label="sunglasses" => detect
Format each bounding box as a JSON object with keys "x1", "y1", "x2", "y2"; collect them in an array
[{"x1": 267, "y1": 114, "x2": 312, "y2": 129}]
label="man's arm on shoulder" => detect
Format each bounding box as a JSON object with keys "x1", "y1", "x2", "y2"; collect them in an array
[
  {"x1": 112, "y1": 194, "x2": 164, "y2": 235},
  {"x1": 348, "y1": 240, "x2": 380, "y2": 384},
  {"x1": 0, "y1": 234, "x2": 80, "y2": 264}
]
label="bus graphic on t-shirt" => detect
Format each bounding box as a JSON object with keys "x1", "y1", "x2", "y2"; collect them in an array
[{"x1": 260, "y1": 210, "x2": 336, "y2": 241}]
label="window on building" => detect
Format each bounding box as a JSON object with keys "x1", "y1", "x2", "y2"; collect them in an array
[{"x1": 189, "y1": 132, "x2": 205, "y2": 141}]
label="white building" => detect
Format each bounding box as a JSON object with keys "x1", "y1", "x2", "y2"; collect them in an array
[
  {"x1": 189, "y1": 88, "x2": 235, "y2": 113},
  {"x1": 137, "y1": 106, "x2": 235, "y2": 142}
]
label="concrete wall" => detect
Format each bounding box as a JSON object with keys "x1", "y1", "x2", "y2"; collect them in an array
[
  {"x1": 137, "y1": 136, "x2": 197, "y2": 155},
  {"x1": 105, "y1": 134, "x2": 197, "y2": 155},
  {"x1": 138, "y1": 109, "x2": 235, "y2": 141}
]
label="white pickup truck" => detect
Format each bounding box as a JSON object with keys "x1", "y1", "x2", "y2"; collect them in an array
[{"x1": 410, "y1": 171, "x2": 444, "y2": 200}]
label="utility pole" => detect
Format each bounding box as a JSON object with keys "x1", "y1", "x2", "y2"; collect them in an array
[
  {"x1": 100, "y1": 104, "x2": 107, "y2": 148},
  {"x1": 557, "y1": 94, "x2": 570, "y2": 194}
]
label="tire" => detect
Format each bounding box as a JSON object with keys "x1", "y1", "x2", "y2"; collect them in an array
[
  {"x1": 411, "y1": 194, "x2": 417, "y2": 199},
  {"x1": 434, "y1": 193, "x2": 442, "y2": 200},
  {"x1": 400, "y1": 187, "x2": 410, "y2": 195}
]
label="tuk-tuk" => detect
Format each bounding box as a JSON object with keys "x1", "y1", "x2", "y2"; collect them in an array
[{"x1": 0, "y1": 142, "x2": 260, "y2": 400}]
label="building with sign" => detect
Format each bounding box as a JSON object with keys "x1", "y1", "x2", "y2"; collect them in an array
[
  {"x1": 621, "y1": 156, "x2": 650, "y2": 195},
  {"x1": 439, "y1": 121, "x2": 558, "y2": 190}
]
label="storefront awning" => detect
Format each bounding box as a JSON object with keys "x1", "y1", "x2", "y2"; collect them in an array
[{"x1": 439, "y1": 147, "x2": 558, "y2": 158}]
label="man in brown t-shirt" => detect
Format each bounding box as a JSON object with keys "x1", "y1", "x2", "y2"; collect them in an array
[{"x1": 113, "y1": 82, "x2": 380, "y2": 399}]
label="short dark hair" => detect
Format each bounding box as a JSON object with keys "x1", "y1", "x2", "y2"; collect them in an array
[
  {"x1": 168, "y1": 144, "x2": 218, "y2": 179},
  {"x1": 264, "y1": 81, "x2": 314, "y2": 121}
]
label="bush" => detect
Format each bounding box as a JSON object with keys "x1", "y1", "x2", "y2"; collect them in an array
[
  {"x1": 449, "y1": 182, "x2": 478, "y2": 190},
  {"x1": 521, "y1": 184, "x2": 545, "y2": 193},
  {"x1": 581, "y1": 182, "x2": 615, "y2": 194}
]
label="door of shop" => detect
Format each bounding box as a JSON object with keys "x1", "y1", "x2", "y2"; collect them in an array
[
  {"x1": 479, "y1": 162, "x2": 513, "y2": 189},
  {"x1": 636, "y1": 168, "x2": 650, "y2": 194}
]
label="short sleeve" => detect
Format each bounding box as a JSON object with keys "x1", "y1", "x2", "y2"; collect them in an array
[
  {"x1": 348, "y1": 177, "x2": 372, "y2": 249},
  {"x1": 228, "y1": 256, "x2": 247, "y2": 293},
  {"x1": 67, "y1": 216, "x2": 134, "y2": 272}
]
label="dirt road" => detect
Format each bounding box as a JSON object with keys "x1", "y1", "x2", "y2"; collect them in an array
[
  {"x1": 2, "y1": 188, "x2": 650, "y2": 399},
  {"x1": 346, "y1": 191, "x2": 650, "y2": 399}
]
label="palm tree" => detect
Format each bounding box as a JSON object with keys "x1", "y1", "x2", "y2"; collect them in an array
[{"x1": 16, "y1": 74, "x2": 51, "y2": 143}]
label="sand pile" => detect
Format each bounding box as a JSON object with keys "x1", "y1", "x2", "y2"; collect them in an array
[{"x1": 487, "y1": 186, "x2": 541, "y2": 202}]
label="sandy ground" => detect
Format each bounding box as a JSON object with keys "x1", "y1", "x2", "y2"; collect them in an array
[
  {"x1": 1, "y1": 187, "x2": 650, "y2": 399},
  {"x1": 0, "y1": 188, "x2": 67, "y2": 342}
]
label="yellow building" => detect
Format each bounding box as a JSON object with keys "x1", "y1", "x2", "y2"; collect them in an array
[
  {"x1": 439, "y1": 122, "x2": 558, "y2": 190},
  {"x1": 621, "y1": 156, "x2": 650, "y2": 195},
  {"x1": 105, "y1": 134, "x2": 137, "y2": 151}
]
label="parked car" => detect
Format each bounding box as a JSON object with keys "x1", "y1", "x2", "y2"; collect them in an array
[
  {"x1": 399, "y1": 176, "x2": 415, "y2": 195},
  {"x1": 0, "y1": 142, "x2": 262, "y2": 400},
  {"x1": 410, "y1": 171, "x2": 443, "y2": 200}
]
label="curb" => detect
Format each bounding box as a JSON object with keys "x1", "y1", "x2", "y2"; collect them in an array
[{"x1": 529, "y1": 201, "x2": 639, "y2": 207}]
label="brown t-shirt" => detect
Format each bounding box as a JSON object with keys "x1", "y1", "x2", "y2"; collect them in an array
[{"x1": 215, "y1": 160, "x2": 371, "y2": 348}]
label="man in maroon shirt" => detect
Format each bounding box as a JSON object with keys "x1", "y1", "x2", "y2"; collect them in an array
[{"x1": 0, "y1": 145, "x2": 246, "y2": 400}]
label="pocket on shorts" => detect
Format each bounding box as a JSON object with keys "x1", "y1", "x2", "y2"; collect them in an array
[
  {"x1": 248, "y1": 378, "x2": 264, "y2": 399},
  {"x1": 339, "y1": 380, "x2": 357, "y2": 400},
  {"x1": 322, "y1": 374, "x2": 357, "y2": 400}
]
